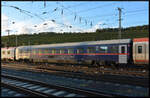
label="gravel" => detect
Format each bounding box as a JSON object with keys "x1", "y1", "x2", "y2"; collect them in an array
[{"x1": 2, "y1": 67, "x2": 149, "y2": 97}]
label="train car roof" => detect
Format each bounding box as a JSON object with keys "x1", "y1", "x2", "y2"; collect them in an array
[
  {"x1": 1, "y1": 47, "x2": 16, "y2": 50},
  {"x1": 133, "y1": 37, "x2": 149, "y2": 42},
  {"x1": 17, "y1": 38, "x2": 131, "y2": 49}
]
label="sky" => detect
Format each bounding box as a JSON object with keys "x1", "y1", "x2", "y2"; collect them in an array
[{"x1": 1, "y1": 1, "x2": 149, "y2": 36}]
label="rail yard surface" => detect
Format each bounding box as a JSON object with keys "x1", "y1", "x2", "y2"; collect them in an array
[{"x1": 1, "y1": 62, "x2": 149, "y2": 97}]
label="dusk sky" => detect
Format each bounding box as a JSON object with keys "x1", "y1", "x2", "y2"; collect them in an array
[{"x1": 2, "y1": 1, "x2": 149, "y2": 36}]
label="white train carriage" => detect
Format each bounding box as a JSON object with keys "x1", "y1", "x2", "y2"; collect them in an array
[
  {"x1": 15, "y1": 46, "x2": 31, "y2": 61},
  {"x1": 1, "y1": 47, "x2": 16, "y2": 61},
  {"x1": 133, "y1": 38, "x2": 149, "y2": 64}
]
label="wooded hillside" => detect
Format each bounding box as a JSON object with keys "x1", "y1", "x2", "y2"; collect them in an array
[{"x1": 1, "y1": 25, "x2": 149, "y2": 47}]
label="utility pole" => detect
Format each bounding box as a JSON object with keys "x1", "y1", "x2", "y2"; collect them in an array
[
  {"x1": 16, "y1": 32, "x2": 18, "y2": 47},
  {"x1": 6, "y1": 29, "x2": 10, "y2": 47},
  {"x1": 118, "y1": 7, "x2": 122, "y2": 39}
]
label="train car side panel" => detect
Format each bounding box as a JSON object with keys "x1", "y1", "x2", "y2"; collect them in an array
[
  {"x1": 133, "y1": 38, "x2": 149, "y2": 64},
  {"x1": 1, "y1": 47, "x2": 16, "y2": 61}
]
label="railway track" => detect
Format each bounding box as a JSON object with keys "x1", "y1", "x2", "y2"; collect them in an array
[
  {"x1": 2, "y1": 62, "x2": 148, "y2": 87},
  {"x1": 1, "y1": 86, "x2": 27, "y2": 97},
  {"x1": 1, "y1": 74, "x2": 118, "y2": 97},
  {"x1": 2, "y1": 68, "x2": 149, "y2": 97},
  {"x1": 36, "y1": 66, "x2": 149, "y2": 87},
  {"x1": 1, "y1": 83, "x2": 46, "y2": 97}
]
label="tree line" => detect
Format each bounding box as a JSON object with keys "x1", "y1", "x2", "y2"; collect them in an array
[{"x1": 1, "y1": 25, "x2": 149, "y2": 47}]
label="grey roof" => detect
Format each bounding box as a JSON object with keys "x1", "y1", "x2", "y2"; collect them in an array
[{"x1": 17, "y1": 39, "x2": 131, "y2": 49}]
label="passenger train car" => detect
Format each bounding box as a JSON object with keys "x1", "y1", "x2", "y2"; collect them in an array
[
  {"x1": 1, "y1": 47, "x2": 16, "y2": 61},
  {"x1": 1, "y1": 38, "x2": 149, "y2": 67},
  {"x1": 133, "y1": 38, "x2": 149, "y2": 64}
]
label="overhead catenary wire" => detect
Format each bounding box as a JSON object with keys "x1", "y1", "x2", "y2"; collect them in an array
[
  {"x1": 2, "y1": 1, "x2": 148, "y2": 34},
  {"x1": 54, "y1": 2, "x2": 117, "y2": 27},
  {"x1": 81, "y1": 9, "x2": 147, "y2": 19},
  {"x1": 56, "y1": 2, "x2": 140, "y2": 29},
  {"x1": 2, "y1": 4, "x2": 74, "y2": 31},
  {"x1": 76, "y1": 2, "x2": 116, "y2": 14},
  {"x1": 2, "y1": 4, "x2": 45, "y2": 21}
]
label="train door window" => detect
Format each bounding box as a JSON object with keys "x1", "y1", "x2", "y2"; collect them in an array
[
  {"x1": 121, "y1": 46, "x2": 125, "y2": 53},
  {"x1": 138, "y1": 46, "x2": 142, "y2": 54},
  {"x1": 99, "y1": 46, "x2": 108, "y2": 53}
]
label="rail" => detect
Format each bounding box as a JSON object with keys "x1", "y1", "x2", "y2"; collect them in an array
[{"x1": 1, "y1": 74, "x2": 118, "y2": 97}]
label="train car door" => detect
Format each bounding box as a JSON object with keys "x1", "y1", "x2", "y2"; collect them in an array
[
  {"x1": 119, "y1": 45, "x2": 127, "y2": 64},
  {"x1": 135, "y1": 44, "x2": 146, "y2": 63}
]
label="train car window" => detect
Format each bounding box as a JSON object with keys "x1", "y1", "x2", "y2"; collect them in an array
[
  {"x1": 99, "y1": 46, "x2": 108, "y2": 53},
  {"x1": 60, "y1": 49, "x2": 65, "y2": 54},
  {"x1": 45, "y1": 49, "x2": 48, "y2": 53},
  {"x1": 52, "y1": 49, "x2": 56, "y2": 54},
  {"x1": 3, "y1": 51, "x2": 5, "y2": 54},
  {"x1": 121, "y1": 46, "x2": 125, "y2": 53},
  {"x1": 7, "y1": 51, "x2": 10, "y2": 54},
  {"x1": 68, "y1": 48, "x2": 74, "y2": 54},
  {"x1": 65, "y1": 50, "x2": 68, "y2": 54},
  {"x1": 110, "y1": 46, "x2": 118, "y2": 53},
  {"x1": 27, "y1": 48, "x2": 30, "y2": 53},
  {"x1": 21, "y1": 49, "x2": 23, "y2": 53},
  {"x1": 32, "y1": 49, "x2": 36, "y2": 54},
  {"x1": 43, "y1": 48, "x2": 49, "y2": 53},
  {"x1": 49, "y1": 49, "x2": 52, "y2": 53},
  {"x1": 19, "y1": 49, "x2": 22, "y2": 54},
  {"x1": 56, "y1": 49, "x2": 60, "y2": 54},
  {"x1": 87, "y1": 47, "x2": 96, "y2": 53},
  {"x1": 24, "y1": 48, "x2": 28, "y2": 53},
  {"x1": 39, "y1": 49, "x2": 42, "y2": 54},
  {"x1": 138, "y1": 46, "x2": 142, "y2": 54},
  {"x1": 77, "y1": 48, "x2": 84, "y2": 53},
  {"x1": 40, "y1": 48, "x2": 44, "y2": 53},
  {"x1": 36, "y1": 49, "x2": 39, "y2": 54}
]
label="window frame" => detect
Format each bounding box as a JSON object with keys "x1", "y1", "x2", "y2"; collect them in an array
[
  {"x1": 68, "y1": 48, "x2": 74, "y2": 54},
  {"x1": 2, "y1": 51, "x2": 5, "y2": 55},
  {"x1": 99, "y1": 46, "x2": 108, "y2": 53},
  {"x1": 121, "y1": 46, "x2": 125, "y2": 53},
  {"x1": 77, "y1": 48, "x2": 84, "y2": 54},
  {"x1": 87, "y1": 47, "x2": 96, "y2": 53},
  {"x1": 138, "y1": 46, "x2": 142, "y2": 54}
]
